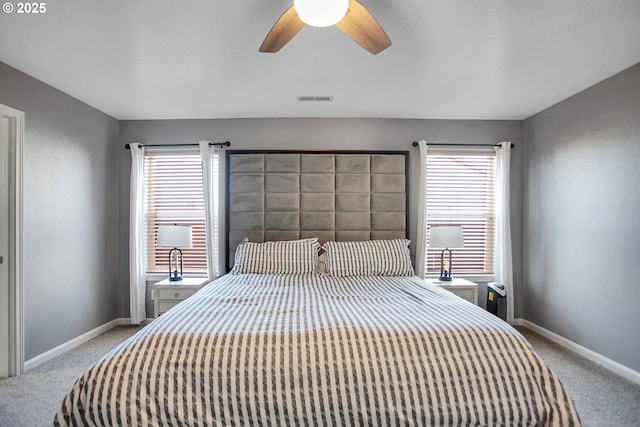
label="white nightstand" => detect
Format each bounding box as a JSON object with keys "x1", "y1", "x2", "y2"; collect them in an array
[
  {"x1": 428, "y1": 277, "x2": 478, "y2": 305},
  {"x1": 153, "y1": 277, "x2": 208, "y2": 318}
]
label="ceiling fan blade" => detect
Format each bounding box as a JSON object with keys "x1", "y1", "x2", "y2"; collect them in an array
[
  {"x1": 259, "y1": 5, "x2": 306, "y2": 53},
  {"x1": 336, "y1": 0, "x2": 391, "y2": 55}
]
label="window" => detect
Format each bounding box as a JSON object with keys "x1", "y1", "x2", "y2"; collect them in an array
[
  {"x1": 144, "y1": 149, "x2": 207, "y2": 276},
  {"x1": 425, "y1": 150, "x2": 496, "y2": 277}
]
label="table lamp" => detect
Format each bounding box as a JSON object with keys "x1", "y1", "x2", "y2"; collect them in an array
[
  {"x1": 157, "y1": 225, "x2": 193, "y2": 281},
  {"x1": 429, "y1": 225, "x2": 464, "y2": 281}
]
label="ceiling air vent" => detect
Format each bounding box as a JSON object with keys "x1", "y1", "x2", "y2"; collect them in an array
[{"x1": 297, "y1": 96, "x2": 333, "y2": 102}]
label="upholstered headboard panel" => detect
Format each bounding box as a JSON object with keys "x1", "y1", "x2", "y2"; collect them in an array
[{"x1": 226, "y1": 151, "x2": 409, "y2": 271}]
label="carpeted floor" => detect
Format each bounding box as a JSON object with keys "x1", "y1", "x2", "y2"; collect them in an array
[
  {"x1": 0, "y1": 324, "x2": 639, "y2": 426},
  {"x1": 515, "y1": 326, "x2": 640, "y2": 427},
  {"x1": 0, "y1": 325, "x2": 144, "y2": 427}
]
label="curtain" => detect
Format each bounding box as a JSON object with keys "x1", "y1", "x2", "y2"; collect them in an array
[
  {"x1": 495, "y1": 142, "x2": 514, "y2": 322},
  {"x1": 199, "y1": 141, "x2": 225, "y2": 279},
  {"x1": 129, "y1": 143, "x2": 146, "y2": 324},
  {"x1": 414, "y1": 140, "x2": 429, "y2": 278}
]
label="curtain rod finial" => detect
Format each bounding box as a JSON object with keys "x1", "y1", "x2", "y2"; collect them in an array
[
  {"x1": 412, "y1": 141, "x2": 419, "y2": 147},
  {"x1": 209, "y1": 141, "x2": 231, "y2": 147}
]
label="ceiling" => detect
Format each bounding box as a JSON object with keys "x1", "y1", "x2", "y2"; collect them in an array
[{"x1": 1, "y1": 0, "x2": 640, "y2": 121}]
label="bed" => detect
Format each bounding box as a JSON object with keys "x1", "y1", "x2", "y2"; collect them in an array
[
  {"x1": 54, "y1": 151, "x2": 580, "y2": 425},
  {"x1": 54, "y1": 238, "x2": 580, "y2": 426}
]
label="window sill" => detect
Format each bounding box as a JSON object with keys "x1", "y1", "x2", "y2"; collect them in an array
[
  {"x1": 424, "y1": 274, "x2": 495, "y2": 283},
  {"x1": 145, "y1": 273, "x2": 208, "y2": 283}
]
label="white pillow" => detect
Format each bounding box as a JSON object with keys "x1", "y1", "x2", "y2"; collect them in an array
[
  {"x1": 231, "y1": 238, "x2": 320, "y2": 275},
  {"x1": 322, "y1": 239, "x2": 414, "y2": 277}
]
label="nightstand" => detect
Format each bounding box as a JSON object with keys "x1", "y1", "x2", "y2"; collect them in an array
[
  {"x1": 152, "y1": 277, "x2": 208, "y2": 317},
  {"x1": 428, "y1": 277, "x2": 478, "y2": 305}
]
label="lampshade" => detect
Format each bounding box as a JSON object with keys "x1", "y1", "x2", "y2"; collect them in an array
[
  {"x1": 157, "y1": 225, "x2": 193, "y2": 248},
  {"x1": 294, "y1": 0, "x2": 349, "y2": 27},
  {"x1": 429, "y1": 225, "x2": 464, "y2": 249}
]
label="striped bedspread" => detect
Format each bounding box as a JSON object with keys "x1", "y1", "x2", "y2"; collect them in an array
[{"x1": 55, "y1": 274, "x2": 580, "y2": 426}]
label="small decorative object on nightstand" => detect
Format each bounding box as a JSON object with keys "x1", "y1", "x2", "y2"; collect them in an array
[
  {"x1": 153, "y1": 277, "x2": 208, "y2": 318},
  {"x1": 428, "y1": 277, "x2": 478, "y2": 305}
]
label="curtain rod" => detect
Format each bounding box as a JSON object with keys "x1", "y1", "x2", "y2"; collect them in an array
[
  {"x1": 125, "y1": 141, "x2": 231, "y2": 149},
  {"x1": 412, "y1": 141, "x2": 514, "y2": 149}
]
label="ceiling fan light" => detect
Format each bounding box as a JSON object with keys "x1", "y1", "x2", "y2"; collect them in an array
[{"x1": 294, "y1": 0, "x2": 349, "y2": 27}]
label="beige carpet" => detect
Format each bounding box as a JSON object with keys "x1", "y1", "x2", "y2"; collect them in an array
[
  {"x1": 0, "y1": 324, "x2": 638, "y2": 426},
  {"x1": 0, "y1": 325, "x2": 144, "y2": 427},
  {"x1": 515, "y1": 326, "x2": 640, "y2": 427}
]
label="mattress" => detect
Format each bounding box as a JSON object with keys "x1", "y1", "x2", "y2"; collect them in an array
[{"x1": 54, "y1": 274, "x2": 580, "y2": 426}]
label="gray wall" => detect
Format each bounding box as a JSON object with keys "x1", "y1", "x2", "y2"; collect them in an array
[
  {"x1": 118, "y1": 118, "x2": 524, "y2": 317},
  {"x1": 523, "y1": 63, "x2": 640, "y2": 372},
  {"x1": 0, "y1": 62, "x2": 119, "y2": 359}
]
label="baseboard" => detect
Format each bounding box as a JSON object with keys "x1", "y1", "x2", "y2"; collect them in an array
[
  {"x1": 24, "y1": 317, "x2": 132, "y2": 372},
  {"x1": 513, "y1": 318, "x2": 640, "y2": 386}
]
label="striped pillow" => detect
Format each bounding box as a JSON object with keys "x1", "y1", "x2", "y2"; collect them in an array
[
  {"x1": 231, "y1": 238, "x2": 321, "y2": 275},
  {"x1": 323, "y1": 239, "x2": 414, "y2": 277}
]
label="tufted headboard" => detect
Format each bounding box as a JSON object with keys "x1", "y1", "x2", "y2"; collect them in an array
[{"x1": 225, "y1": 150, "x2": 409, "y2": 271}]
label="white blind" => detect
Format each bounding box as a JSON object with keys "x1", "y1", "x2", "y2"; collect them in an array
[
  {"x1": 425, "y1": 150, "x2": 496, "y2": 276},
  {"x1": 144, "y1": 150, "x2": 207, "y2": 275}
]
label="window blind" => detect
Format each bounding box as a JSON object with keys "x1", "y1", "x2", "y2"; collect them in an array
[
  {"x1": 425, "y1": 150, "x2": 496, "y2": 276},
  {"x1": 144, "y1": 150, "x2": 207, "y2": 275}
]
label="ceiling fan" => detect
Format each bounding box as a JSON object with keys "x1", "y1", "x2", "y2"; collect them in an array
[{"x1": 259, "y1": 0, "x2": 391, "y2": 55}]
